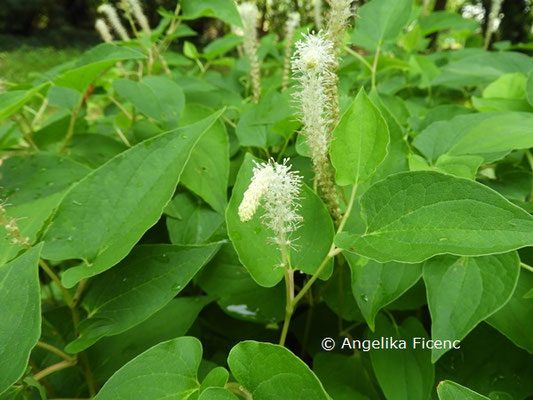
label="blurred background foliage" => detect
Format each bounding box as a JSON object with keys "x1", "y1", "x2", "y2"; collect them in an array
[{"x1": 0, "y1": 0, "x2": 532, "y2": 82}]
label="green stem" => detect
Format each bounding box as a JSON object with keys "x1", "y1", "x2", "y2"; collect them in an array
[
  {"x1": 60, "y1": 99, "x2": 84, "y2": 153},
  {"x1": 226, "y1": 382, "x2": 253, "y2": 400},
  {"x1": 344, "y1": 47, "x2": 373, "y2": 72},
  {"x1": 279, "y1": 236, "x2": 294, "y2": 346},
  {"x1": 39, "y1": 259, "x2": 74, "y2": 308},
  {"x1": 371, "y1": 43, "x2": 381, "y2": 89},
  {"x1": 36, "y1": 341, "x2": 75, "y2": 363},
  {"x1": 33, "y1": 360, "x2": 76, "y2": 381},
  {"x1": 293, "y1": 184, "x2": 357, "y2": 307},
  {"x1": 526, "y1": 150, "x2": 533, "y2": 201},
  {"x1": 521, "y1": 262, "x2": 533, "y2": 273}
]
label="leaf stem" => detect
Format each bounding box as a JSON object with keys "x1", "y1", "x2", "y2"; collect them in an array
[
  {"x1": 36, "y1": 341, "x2": 76, "y2": 362},
  {"x1": 521, "y1": 262, "x2": 533, "y2": 273},
  {"x1": 279, "y1": 236, "x2": 295, "y2": 346},
  {"x1": 344, "y1": 47, "x2": 373, "y2": 72},
  {"x1": 33, "y1": 360, "x2": 76, "y2": 381},
  {"x1": 226, "y1": 382, "x2": 253, "y2": 400},
  {"x1": 371, "y1": 43, "x2": 381, "y2": 89},
  {"x1": 60, "y1": 99, "x2": 84, "y2": 153},
  {"x1": 39, "y1": 259, "x2": 74, "y2": 308},
  {"x1": 278, "y1": 184, "x2": 358, "y2": 345}
]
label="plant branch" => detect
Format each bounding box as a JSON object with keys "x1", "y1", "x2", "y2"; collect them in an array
[
  {"x1": 39, "y1": 259, "x2": 73, "y2": 308},
  {"x1": 60, "y1": 99, "x2": 84, "y2": 153},
  {"x1": 344, "y1": 47, "x2": 373, "y2": 72},
  {"x1": 521, "y1": 262, "x2": 533, "y2": 273},
  {"x1": 33, "y1": 360, "x2": 76, "y2": 381},
  {"x1": 36, "y1": 341, "x2": 75, "y2": 363},
  {"x1": 371, "y1": 42, "x2": 381, "y2": 89}
]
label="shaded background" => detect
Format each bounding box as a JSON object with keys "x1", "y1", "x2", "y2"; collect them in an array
[{"x1": 0, "y1": 0, "x2": 532, "y2": 82}]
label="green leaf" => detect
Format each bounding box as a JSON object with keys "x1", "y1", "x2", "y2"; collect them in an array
[
  {"x1": 113, "y1": 76, "x2": 185, "y2": 128},
  {"x1": 65, "y1": 244, "x2": 218, "y2": 353},
  {"x1": 180, "y1": 104, "x2": 229, "y2": 215},
  {"x1": 330, "y1": 89, "x2": 389, "y2": 186},
  {"x1": 526, "y1": 69, "x2": 533, "y2": 106},
  {"x1": 0, "y1": 244, "x2": 42, "y2": 394},
  {"x1": 197, "y1": 244, "x2": 285, "y2": 323},
  {"x1": 344, "y1": 252, "x2": 422, "y2": 330},
  {"x1": 0, "y1": 154, "x2": 90, "y2": 266},
  {"x1": 198, "y1": 388, "x2": 238, "y2": 400},
  {"x1": 166, "y1": 193, "x2": 224, "y2": 245},
  {"x1": 55, "y1": 44, "x2": 144, "y2": 93},
  {"x1": 47, "y1": 86, "x2": 83, "y2": 110},
  {"x1": 313, "y1": 353, "x2": 381, "y2": 400},
  {"x1": 483, "y1": 73, "x2": 527, "y2": 100},
  {"x1": 0, "y1": 83, "x2": 49, "y2": 121},
  {"x1": 413, "y1": 112, "x2": 533, "y2": 163},
  {"x1": 351, "y1": 0, "x2": 414, "y2": 50},
  {"x1": 235, "y1": 91, "x2": 293, "y2": 148},
  {"x1": 434, "y1": 154, "x2": 483, "y2": 179},
  {"x1": 368, "y1": 316, "x2": 434, "y2": 400},
  {"x1": 199, "y1": 367, "x2": 229, "y2": 392},
  {"x1": 42, "y1": 110, "x2": 223, "y2": 288},
  {"x1": 419, "y1": 11, "x2": 479, "y2": 35},
  {"x1": 335, "y1": 171, "x2": 533, "y2": 263},
  {"x1": 180, "y1": 0, "x2": 242, "y2": 27},
  {"x1": 228, "y1": 341, "x2": 330, "y2": 399},
  {"x1": 94, "y1": 337, "x2": 202, "y2": 399},
  {"x1": 437, "y1": 381, "x2": 489, "y2": 400},
  {"x1": 226, "y1": 153, "x2": 335, "y2": 287},
  {"x1": 88, "y1": 297, "x2": 211, "y2": 383},
  {"x1": 487, "y1": 270, "x2": 533, "y2": 355},
  {"x1": 435, "y1": 323, "x2": 533, "y2": 398},
  {"x1": 423, "y1": 252, "x2": 520, "y2": 362}
]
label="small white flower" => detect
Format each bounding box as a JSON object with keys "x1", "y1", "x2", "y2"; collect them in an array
[
  {"x1": 239, "y1": 159, "x2": 303, "y2": 245},
  {"x1": 95, "y1": 18, "x2": 114, "y2": 43},
  {"x1": 98, "y1": 4, "x2": 130, "y2": 41},
  {"x1": 292, "y1": 31, "x2": 335, "y2": 76}
]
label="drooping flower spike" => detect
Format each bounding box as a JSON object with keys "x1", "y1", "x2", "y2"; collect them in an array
[
  {"x1": 126, "y1": 0, "x2": 151, "y2": 34},
  {"x1": 238, "y1": 159, "x2": 303, "y2": 247},
  {"x1": 282, "y1": 12, "x2": 301, "y2": 91},
  {"x1": 98, "y1": 4, "x2": 130, "y2": 41},
  {"x1": 95, "y1": 18, "x2": 114, "y2": 43},
  {"x1": 238, "y1": 2, "x2": 262, "y2": 103}
]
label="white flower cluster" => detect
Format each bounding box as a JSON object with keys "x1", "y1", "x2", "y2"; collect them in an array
[
  {"x1": 238, "y1": 2, "x2": 262, "y2": 102},
  {"x1": 292, "y1": 31, "x2": 335, "y2": 77},
  {"x1": 462, "y1": 3, "x2": 485, "y2": 23},
  {"x1": 97, "y1": 4, "x2": 130, "y2": 41},
  {"x1": 238, "y1": 159, "x2": 303, "y2": 246},
  {"x1": 326, "y1": 0, "x2": 354, "y2": 50},
  {"x1": 95, "y1": 18, "x2": 114, "y2": 43},
  {"x1": 126, "y1": 0, "x2": 151, "y2": 34},
  {"x1": 292, "y1": 31, "x2": 341, "y2": 221},
  {"x1": 282, "y1": 12, "x2": 301, "y2": 91},
  {"x1": 0, "y1": 203, "x2": 30, "y2": 247}
]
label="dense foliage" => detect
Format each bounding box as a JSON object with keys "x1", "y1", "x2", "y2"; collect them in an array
[{"x1": 1, "y1": 0, "x2": 533, "y2": 399}]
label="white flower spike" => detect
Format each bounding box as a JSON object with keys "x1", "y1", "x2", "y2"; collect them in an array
[
  {"x1": 326, "y1": 0, "x2": 354, "y2": 51},
  {"x1": 98, "y1": 4, "x2": 130, "y2": 41},
  {"x1": 238, "y1": 2, "x2": 262, "y2": 102},
  {"x1": 126, "y1": 0, "x2": 151, "y2": 34},
  {"x1": 95, "y1": 18, "x2": 114, "y2": 43},
  {"x1": 282, "y1": 12, "x2": 301, "y2": 91},
  {"x1": 292, "y1": 31, "x2": 341, "y2": 222},
  {"x1": 238, "y1": 159, "x2": 303, "y2": 246}
]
